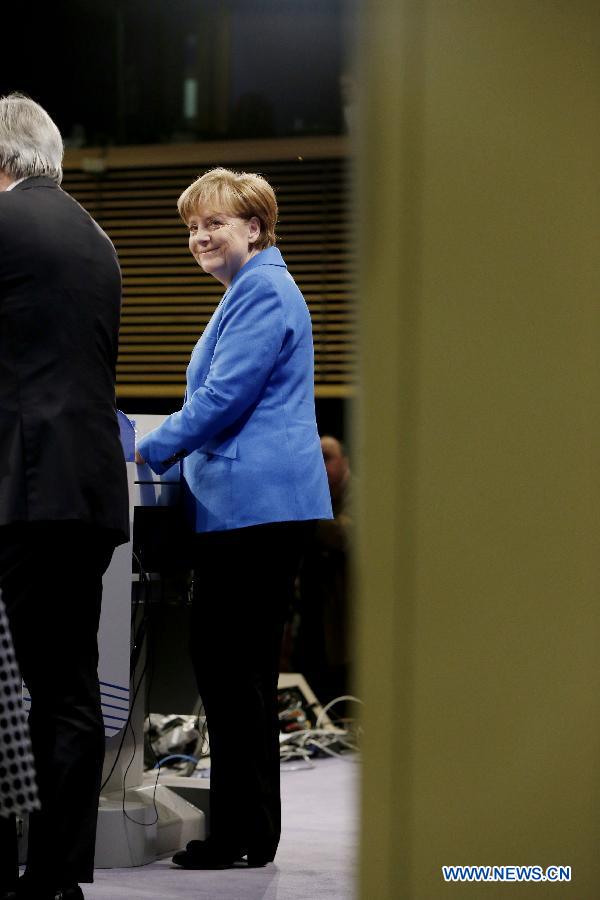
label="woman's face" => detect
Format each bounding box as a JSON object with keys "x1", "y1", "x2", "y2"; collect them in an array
[{"x1": 187, "y1": 204, "x2": 261, "y2": 286}]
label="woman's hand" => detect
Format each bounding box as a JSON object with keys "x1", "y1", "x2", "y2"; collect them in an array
[{"x1": 135, "y1": 449, "x2": 146, "y2": 464}]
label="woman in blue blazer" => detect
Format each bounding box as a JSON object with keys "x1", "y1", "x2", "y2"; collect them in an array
[{"x1": 137, "y1": 168, "x2": 332, "y2": 869}]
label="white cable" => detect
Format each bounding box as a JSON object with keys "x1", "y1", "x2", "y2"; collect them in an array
[
  {"x1": 279, "y1": 719, "x2": 361, "y2": 763},
  {"x1": 316, "y1": 694, "x2": 363, "y2": 729}
]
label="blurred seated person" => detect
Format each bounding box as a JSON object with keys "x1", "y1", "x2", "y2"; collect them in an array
[{"x1": 293, "y1": 436, "x2": 352, "y2": 707}]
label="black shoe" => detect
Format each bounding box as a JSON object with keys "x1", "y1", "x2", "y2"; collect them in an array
[
  {"x1": 172, "y1": 838, "x2": 275, "y2": 871},
  {"x1": 245, "y1": 853, "x2": 273, "y2": 868},
  {"x1": 16, "y1": 878, "x2": 83, "y2": 900},
  {"x1": 52, "y1": 888, "x2": 84, "y2": 900},
  {"x1": 245, "y1": 842, "x2": 277, "y2": 867},
  {"x1": 172, "y1": 838, "x2": 239, "y2": 870},
  {"x1": 172, "y1": 838, "x2": 275, "y2": 870}
]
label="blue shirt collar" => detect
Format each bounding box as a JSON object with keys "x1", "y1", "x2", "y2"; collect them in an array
[{"x1": 228, "y1": 246, "x2": 286, "y2": 290}]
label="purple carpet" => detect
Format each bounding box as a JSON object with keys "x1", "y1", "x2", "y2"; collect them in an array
[{"x1": 86, "y1": 756, "x2": 358, "y2": 899}]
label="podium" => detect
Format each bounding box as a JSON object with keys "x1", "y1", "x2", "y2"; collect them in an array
[{"x1": 93, "y1": 414, "x2": 205, "y2": 868}]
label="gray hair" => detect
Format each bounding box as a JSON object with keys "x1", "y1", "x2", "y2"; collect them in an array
[{"x1": 0, "y1": 93, "x2": 63, "y2": 185}]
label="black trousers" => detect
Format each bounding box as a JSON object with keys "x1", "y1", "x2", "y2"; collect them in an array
[
  {"x1": 191, "y1": 521, "x2": 311, "y2": 860},
  {"x1": 0, "y1": 522, "x2": 115, "y2": 890}
]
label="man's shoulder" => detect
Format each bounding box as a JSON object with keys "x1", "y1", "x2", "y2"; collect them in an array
[
  {"x1": 1, "y1": 177, "x2": 62, "y2": 212},
  {"x1": 0, "y1": 186, "x2": 32, "y2": 230},
  {"x1": 0, "y1": 180, "x2": 111, "y2": 241}
]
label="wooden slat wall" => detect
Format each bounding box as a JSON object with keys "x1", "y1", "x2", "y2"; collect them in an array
[{"x1": 62, "y1": 145, "x2": 355, "y2": 400}]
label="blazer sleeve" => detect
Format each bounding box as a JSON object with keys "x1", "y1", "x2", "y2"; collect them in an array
[{"x1": 137, "y1": 270, "x2": 286, "y2": 474}]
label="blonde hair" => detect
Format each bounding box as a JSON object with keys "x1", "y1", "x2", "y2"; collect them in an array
[{"x1": 177, "y1": 167, "x2": 277, "y2": 251}]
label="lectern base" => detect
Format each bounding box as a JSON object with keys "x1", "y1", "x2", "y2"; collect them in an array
[{"x1": 95, "y1": 784, "x2": 205, "y2": 868}]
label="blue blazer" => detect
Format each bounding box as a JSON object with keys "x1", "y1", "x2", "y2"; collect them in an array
[{"x1": 138, "y1": 246, "x2": 333, "y2": 532}]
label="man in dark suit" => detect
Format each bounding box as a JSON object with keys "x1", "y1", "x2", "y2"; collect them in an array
[{"x1": 0, "y1": 93, "x2": 129, "y2": 900}]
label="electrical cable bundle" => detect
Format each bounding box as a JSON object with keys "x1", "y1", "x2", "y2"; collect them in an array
[{"x1": 278, "y1": 694, "x2": 362, "y2": 770}]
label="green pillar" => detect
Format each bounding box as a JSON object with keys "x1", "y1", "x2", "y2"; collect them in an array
[{"x1": 356, "y1": 2, "x2": 600, "y2": 897}]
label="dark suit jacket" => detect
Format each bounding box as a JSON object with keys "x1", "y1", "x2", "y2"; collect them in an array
[{"x1": 0, "y1": 176, "x2": 129, "y2": 543}]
